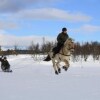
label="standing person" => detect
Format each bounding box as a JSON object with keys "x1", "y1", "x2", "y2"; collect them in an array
[
  {"x1": 0, "y1": 56, "x2": 12, "y2": 72},
  {"x1": 53, "y1": 27, "x2": 69, "y2": 57}
]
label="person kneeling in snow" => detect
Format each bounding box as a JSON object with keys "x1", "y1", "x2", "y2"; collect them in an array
[{"x1": 0, "y1": 56, "x2": 12, "y2": 72}]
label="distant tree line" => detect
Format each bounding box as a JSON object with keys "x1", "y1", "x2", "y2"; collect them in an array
[
  {"x1": 0, "y1": 40, "x2": 100, "y2": 61},
  {"x1": 73, "y1": 41, "x2": 100, "y2": 61}
]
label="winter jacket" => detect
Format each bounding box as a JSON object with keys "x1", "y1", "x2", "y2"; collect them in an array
[
  {"x1": 57, "y1": 32, "x2": 69, "y2": 44},
  {"x1": 1, "y1": 60, "x2": 10, "y2": 67},
  {"x1": 0, "y1": 58, "x2": 10, "y2": 70}
]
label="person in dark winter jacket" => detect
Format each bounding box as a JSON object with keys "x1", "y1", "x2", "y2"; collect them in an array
[
  {"x1": 53, "y1": 27, "x2": 69, "y2": 57},
  {"x1": 0, "y1": 56, "x2": 11, "y2": 72}
]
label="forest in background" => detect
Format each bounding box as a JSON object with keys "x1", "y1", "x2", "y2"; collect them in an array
[{"x1": 0, "y1": 39, "x2": 100, "y2": 61}]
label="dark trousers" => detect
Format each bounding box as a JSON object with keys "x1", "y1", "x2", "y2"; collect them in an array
[
  {"x1": 53, "y1": 43, "x2": 64, "y2": 55},
  {"x1": 1, "y1": 64, "x2": 10, "y2": 71}
]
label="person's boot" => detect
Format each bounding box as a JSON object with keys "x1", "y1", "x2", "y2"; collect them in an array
[{"x1": 52, "y1": 53, "x2": 56, "y2": 58}]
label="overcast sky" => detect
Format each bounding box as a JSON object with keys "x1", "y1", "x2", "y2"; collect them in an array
[{"x1": 0, "y1": 0, "x2": 100, "y2": 47}]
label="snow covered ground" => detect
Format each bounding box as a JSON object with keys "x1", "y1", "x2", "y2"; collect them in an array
[{"x1": 0, "y1": 55, "x2": 100, "y2": 100}]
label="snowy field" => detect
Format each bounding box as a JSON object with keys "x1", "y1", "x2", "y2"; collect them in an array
[{"x1": 0, "y1": 55, "x2": 100, "y2": 100}]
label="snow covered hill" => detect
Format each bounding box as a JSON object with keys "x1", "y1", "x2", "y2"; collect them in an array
[{"x1": 0, "y1": 55, "x2": 100, "y2": 100}]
